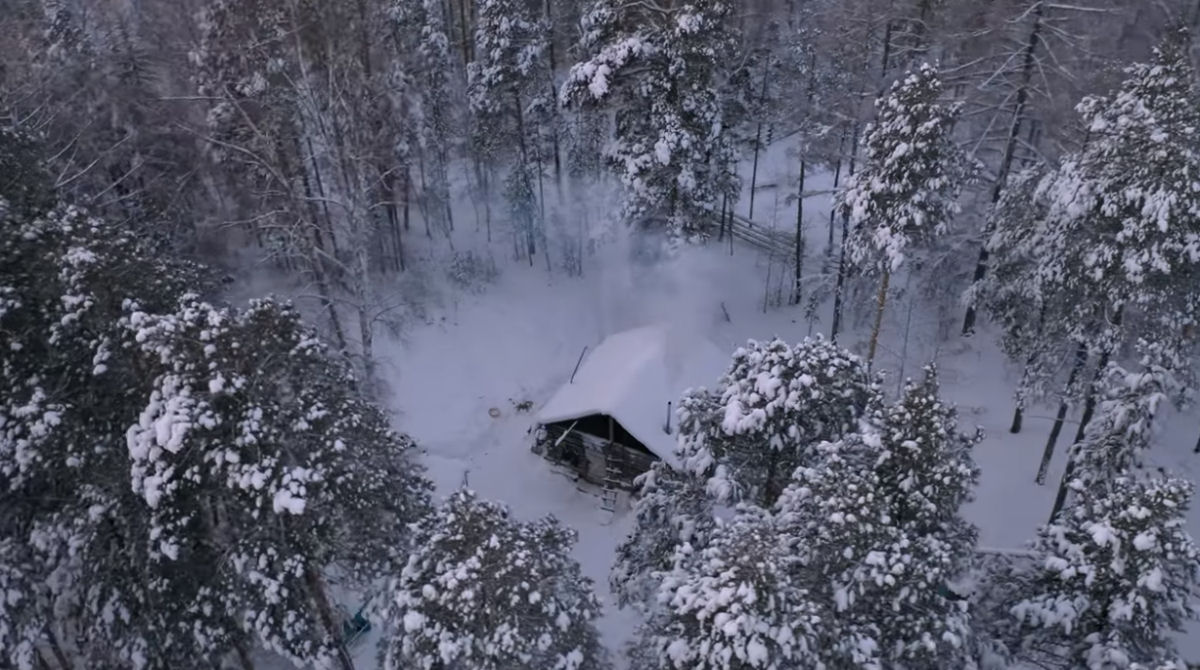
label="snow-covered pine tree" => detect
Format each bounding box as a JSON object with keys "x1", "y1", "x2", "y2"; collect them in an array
[
  {"x1": 123, "y1": 295, "x2": 432, "y2": 668},
  {"x1": 561, "y1": 0, "x2": 741, "y2": 238},
  {"x1": 1007, "y1": 475, "x2": 1200, "y2": 670},
  {"x1": 988, "y1": 30, "x2": 1200, "y2": 484},
  {"x1": 774, "y1": 438, "x2": 891, "y2": 667},
  {"x1": 382, "y1": 489, "x2": 608, "y2": 670},
  {"x1": 872, "y1": 365, "x2": 981, "y2": 545},
  {"x1": 639, "y1": 505, "x2": 821, "y2": 670},
  {"x1": 978, "y1": 166, "x2": 1077, "y2": 435},
  {"x1": 677, "y1": 336, "x2": 878, "y2": 507},
  {"x1": 1026, "y1": 29, "x2": 1200, "y2": 431},
  {"x1": 393, "y1": 0, "x2": 458, "y2": 237},
  {"x1": 468, "y1": 0, "x2": 552, "y2": 263},
  {"x1": 0, "y1": 132, "x2": 209, "y2": 666},
  {"x1": 776, "y1": 365, "x2": 980, "y2": 669},
  {"x1": 610, "y1": 461, "x2": 716, "y2": 611},
  {"x1": 838, "y1": 63, "x2": 969, "y2": 365}
]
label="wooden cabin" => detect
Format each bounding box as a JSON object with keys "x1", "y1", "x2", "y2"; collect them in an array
[{"x1": 533, "y1": 325, "x2": 729, "y2": 503}]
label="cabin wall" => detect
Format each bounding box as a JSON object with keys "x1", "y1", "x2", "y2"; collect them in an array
[{"x1": 537, "y1": 417, "x2": 659, "y2": 489}]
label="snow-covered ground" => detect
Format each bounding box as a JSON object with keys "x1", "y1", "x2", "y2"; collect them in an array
[
  {"x1": 368, "y1": 233, "x2": 1200, "y2": 667},
  {"x1": 243, "y1": 141, "x2": 1200, "y2": 667}
]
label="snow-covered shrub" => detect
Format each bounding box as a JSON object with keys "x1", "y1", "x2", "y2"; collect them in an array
[
  {"x1": 447, "y1": 249, "x2": 499, "y2": 293},
  {"x1": 383, "y1": 489, "x2": 609, "y2": 670}
]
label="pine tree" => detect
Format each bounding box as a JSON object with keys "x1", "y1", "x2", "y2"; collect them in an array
[
  {"x1": 641, "y1": 505, "x2": 821, "y2": 670},
  {"x1": 979, "y1": 166, "x2": 1075, "y2": 435},
  {"x1": 468, "y1": 0, "x2": 552, "y2": 263},
  {"x1": 775, "y1": 366, "x2": 980, "y2": 669},
  {"x1": 838, "y1": 63, "x2": 969, "y2": 364},
  {"x1": 393, "y1": 0, "x2": 458, "y2": 238},
  {"x1": 123, "y1": 295, "x2": 433, "y2": 667},
  {"x1": 382, "y1": 489, "x2": 608, "y2": 670},
  {"x1": 1, "y1": 131, "x2": 433, "y2": 667},
  {"x1": 1029, "y1": 31, "x2": 1200, "y2": 371},
  {"x1": 994, "y1": 31, "x2": 1200, "y2": 480},
  {"x1": 677, "y1": 336, "x2": 878, "y2": 507},
  {"x1": 0, "y1": 146, "x2": 208, "y2": 665},
  {"x1": 1008, "y1": 475, "x2": 1200, "y2": 670},
  {"x1": 611, "y1": 462, "x2": 716, "y2": 611},
  {"x1": 561, "y1": 0, "x2": 742, "y2": 237}
]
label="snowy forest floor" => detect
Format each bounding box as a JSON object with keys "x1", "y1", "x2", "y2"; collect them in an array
[
  {"x1": 236, "y1": 143, "x2": 1200, "y2": 668},
  {"x1": 375, "y1": 241, "x2": 1200, "y2": 667}
]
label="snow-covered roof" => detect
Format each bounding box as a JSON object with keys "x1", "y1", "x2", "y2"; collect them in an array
[{"x1": 537, "y1": 324, "x2": 730, "y2": 467}]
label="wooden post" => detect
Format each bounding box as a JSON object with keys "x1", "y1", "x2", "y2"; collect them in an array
[
  {"x1": 570, "y1": 346, "x2": 588, "y2": 383},
  {"x1": 663, "y1": 401, "x2": 672, "y2": 434}
]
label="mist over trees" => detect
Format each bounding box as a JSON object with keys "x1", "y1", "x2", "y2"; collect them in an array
[{"x1": 4, "y1": 0, "x2": 1200, "y2": 668}]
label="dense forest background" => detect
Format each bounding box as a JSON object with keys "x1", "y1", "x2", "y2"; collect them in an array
[{"x1": 0, "y1": 0, "x2": 1188, "y2": 365}]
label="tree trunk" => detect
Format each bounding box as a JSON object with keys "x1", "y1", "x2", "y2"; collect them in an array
[
  {"x1": 402, "y1": 168, "x2": 411, "y2": 231},
  {"x1": 46, "y1": 628, "x2": 72, "y2": 670},
  {"x1": 418, "y1": 152, "x2": 433, "y2": 239},
  {"x1": 1194, "y1": 429, "x2": 1200, "y2": 454},
  {"x1": 1049, "y1": 457, "x2": 1076, "y2": 522},
  {"x1": 748, "y1": 57, "x2": 770, "y2": 220},
  {"x1": 962, "y1": 2, "x2": 1043, "y2": 336},
  {"x1": 762, "y1": 447, "x2": 780, "y2": 508},
  {"x1": 1070, "y1": 355, "x2": 1109, "y2": 446},
  {"x1": 512, "y1": 89, "x2": 536, "y2": 265},
  {"x1": 303, "y1": 565, "x2": 355, "y2": 670},
  {"x1": 1069, "y1": 304, "x2": 1125, "y2": 446},
  {"x1": 826, "y1": 129, "x2": 846, "y2": 254},
  {"x1": 1051, "y1": 311, "x2": 1123, "y2": 517},
  {"x1": 304, "y1": 136, "x2": 339, "y2": 256},
  {"x1": 867, "y1": 264, "x2": 891, "y2": 366},
  {"x1": 830, "y1": 122, "x2": 861, "y2": 343},
  {"x1": 457, "y1": 0, "x2": 471, "y2": 65},
  {"x1": 1035, "y1": 341, "x2": 1087, "y2": 485},
  {"x1": 878, "y1": 18, "x2": 895, "y2": 86},
  {"x1": 791, "y1": 158, "x2": 805, "y2": 305},
  {"x1": 718, "y1": 194, "x2": 727, "y2": 241},
  {"x1": 234, "y1": 641, "x2": 256, "y2": 670},
  {"x1": 895, "y1": 271, "x2": 915, "y2": 395},
  {"x1": 1011, "y1": 304, "x2": 1049, "y2": 433},
  {"x1": 292, "y1": 138, "x2": 347, "y2": 352}
]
